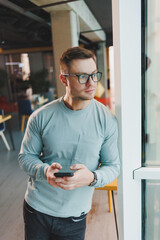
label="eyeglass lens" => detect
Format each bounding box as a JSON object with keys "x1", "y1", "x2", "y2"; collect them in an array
[{"x1": 79, "y1": 72, "x2": 101, "y2": 84}]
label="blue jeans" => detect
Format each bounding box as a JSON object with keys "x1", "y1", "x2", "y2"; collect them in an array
[{"x1": 23, "y1": 200, "x2": 86, "y2": 240}]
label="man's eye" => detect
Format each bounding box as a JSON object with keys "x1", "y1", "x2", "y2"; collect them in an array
[{"x1": 80, "y1": 75, "x2": 86, "y2": 79}]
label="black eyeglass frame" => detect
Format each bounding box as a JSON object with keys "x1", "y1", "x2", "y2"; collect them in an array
[{"x1": 62, "y1": 71, "x2": 102, "y2": 84}]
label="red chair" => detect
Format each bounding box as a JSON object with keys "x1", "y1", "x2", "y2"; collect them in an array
[{"x1": 0, "y1": 96, "x2": 18, "y2": 113}]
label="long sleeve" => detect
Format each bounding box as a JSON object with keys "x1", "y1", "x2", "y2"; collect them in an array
[
  {"x1": 93, "y1": 114, "x2": 120, "y2": 188},
  {"x1": 18, "y1": 113, "x2": 49, "y2": 181},
  {"x1": 18, "y1": 98, "x2": 120, "y2": 218}
]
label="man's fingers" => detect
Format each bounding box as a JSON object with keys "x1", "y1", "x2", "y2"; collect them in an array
[
  {"x1": 48, "y1": 168, "x2": 60, "y2": 179},
  {"x1": 51, "y1": 162, "x2": 62, "y2": 169},
  {"x1": 55, "y1": 176, "x2": 72, "y2": 183}
]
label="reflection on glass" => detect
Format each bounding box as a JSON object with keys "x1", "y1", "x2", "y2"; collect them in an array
[
  {"x1": 144, "y1": 0, "x2": 160, "y2": 167},
  {"x1": 142, "y1": 1, "x2": 160, "y2": 240},
  {"x1": 144, "y1": 180, "x2": 160, "y2": 240}
]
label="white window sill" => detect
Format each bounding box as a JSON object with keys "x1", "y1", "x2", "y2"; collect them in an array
[{"x1": 133, "y1": 167, "x2": 160, "y2": 180}]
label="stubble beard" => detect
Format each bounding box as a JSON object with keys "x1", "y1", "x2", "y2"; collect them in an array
[{"x1": 78, "y1": 92, "x2": 95, "y2": 101}]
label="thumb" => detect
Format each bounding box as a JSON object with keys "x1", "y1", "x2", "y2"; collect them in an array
[
  {"x1": 51, "y1": 162, "x2": 62, "y2": 170},
  {"x1": 70, "y1": 164, "x2": 85, "y2": 170}
]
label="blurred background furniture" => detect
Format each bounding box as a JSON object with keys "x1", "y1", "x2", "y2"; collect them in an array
[
  {"x1": 96, "y1": 179, "x2": 119, "y2": 239},
  {"x1": 31, "y1": 95, "x2": 49, "y2": 110},
  {"x1": 43, "y1": 91, "x2": 54, "y2": 103},
  {"x1": 94, "y1": 96, "x2": 111, "y2": 109},
  {"x1": 0, "y1": 109, "x2": 11, "y2": 151},
  {"x1": 0, "y1": 96, "x2": 18, "y2": 113},
  {"x1": 17, "y1": 99, "x2": 33, "y2": 132},
  {"x1": 35, "y1": 96, "x2": 48, "y2": 108}
]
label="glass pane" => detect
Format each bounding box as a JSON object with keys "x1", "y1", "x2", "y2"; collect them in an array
[
  {"x1": 142, "y1": 1, "x2": 160, "y2": 240},
  {"x1": 143, "y1": 0, "x2": 160, "y2": 166},
  {"x1": 5, "y1": 53, "x2": 30, "y2": 102},
  {"x1": 143, "y1": 180, "x2": 160, "y2": 240}
]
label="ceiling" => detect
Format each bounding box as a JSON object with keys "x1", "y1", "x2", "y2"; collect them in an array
[{"x1": 0, "y1": 0, "x2": 112, "y2": 51}]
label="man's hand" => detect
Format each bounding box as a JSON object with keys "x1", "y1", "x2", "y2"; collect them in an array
[
  {"x1": 46, "y1": 162, "x2": 62, "y2": 188},
  {"x1": 55, "y1": 164, "x2": 94, "y2": 190}
]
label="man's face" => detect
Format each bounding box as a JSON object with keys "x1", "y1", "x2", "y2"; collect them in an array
[{"x1": 65, "y1": 58, "x2": 98, "y2": 101}]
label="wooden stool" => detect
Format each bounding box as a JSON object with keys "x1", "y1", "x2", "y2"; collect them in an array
[{"x1": 96, "y1": 179, "x2": 119, "y2": 240}]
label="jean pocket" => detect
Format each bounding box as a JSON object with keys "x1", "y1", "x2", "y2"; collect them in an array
[{"x1": 24, "y1": 200, "x2": 36, "y2": 214}]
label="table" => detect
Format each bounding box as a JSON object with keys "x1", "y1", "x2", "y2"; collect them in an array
[
  {"x1": 0, "y1": 114, "x2": 15, "y2": 150},
  {"x1": 36, "y1": 98, "x2": 48, "y2": 106},
  {"x1": 0, "y1": 115, "x2": 11, "y2": 124},
  {"x1": 32, "y1": 98, "x2": 48, "y2": 110}
]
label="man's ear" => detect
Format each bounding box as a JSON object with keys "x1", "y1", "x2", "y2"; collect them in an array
[{"x1": 59, "y1": 74, "x2": 68, "y2": 86}]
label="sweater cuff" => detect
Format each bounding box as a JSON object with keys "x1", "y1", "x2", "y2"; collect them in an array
[
  {"x1": 91, "y1": 170, "x2": 103, "y2": 188},
  {"x1": 36, "y1": 163, "x2": 50, "y2": 181},
  {"x1": 43, "y1": 165, "x2": 49, "y2": 180}
]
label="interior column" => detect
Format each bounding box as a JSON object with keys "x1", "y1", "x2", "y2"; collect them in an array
[
  {"x1": 96, "y1": 42, "x2": 107, "y2": 97},
  {"x1": 51, "y1": 11, "x2": 79, "y2": 97}
]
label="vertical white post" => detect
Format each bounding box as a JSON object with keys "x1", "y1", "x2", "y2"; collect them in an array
[{"x1": 112, "y1": 0, "x2": 142, "y2": 239}]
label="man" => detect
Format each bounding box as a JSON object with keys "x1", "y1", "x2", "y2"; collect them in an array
[{"x1": 19, "y1": 46, "x2": 120, "y2": 240}]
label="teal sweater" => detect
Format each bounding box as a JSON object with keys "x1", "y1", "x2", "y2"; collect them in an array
[{"x1": 19, "y1": 97, "x2": 120, "y2": 217}]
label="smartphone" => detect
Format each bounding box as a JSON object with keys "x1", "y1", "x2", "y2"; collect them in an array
[{"x1": 54, "y1": 172, "x2": 74, "y2": 177}]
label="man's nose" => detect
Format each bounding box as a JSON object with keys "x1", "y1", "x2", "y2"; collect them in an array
[{"x1": 86, "y1": 76, "x2": 95, "y2": 86}]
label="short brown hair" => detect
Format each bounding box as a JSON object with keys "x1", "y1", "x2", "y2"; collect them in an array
[{"x1": 60, "y1": 47, "x2": 96, "y2": 72}]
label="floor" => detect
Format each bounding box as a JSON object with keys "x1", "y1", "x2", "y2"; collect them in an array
[{"x1": 0, "y1": 112, "x2": 118, "y2": 240}]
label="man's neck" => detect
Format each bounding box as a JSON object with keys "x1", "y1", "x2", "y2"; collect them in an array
[{"x1": 63, "y1": 95, "x2": 91, "y2": 111}]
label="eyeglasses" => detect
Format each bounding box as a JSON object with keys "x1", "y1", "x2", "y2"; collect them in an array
[{"x1": 62, "y1": 72, "x2": 102, "y2": 84}]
